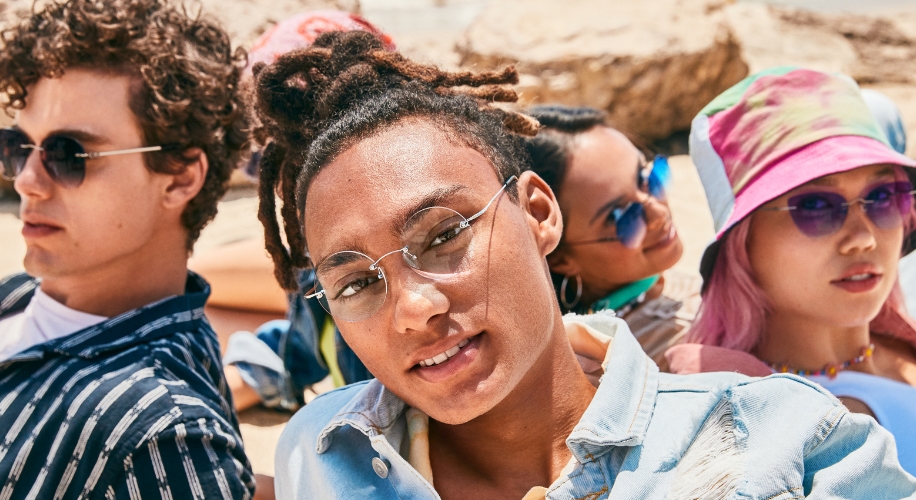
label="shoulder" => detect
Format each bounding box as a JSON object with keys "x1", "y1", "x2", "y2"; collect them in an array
[
  {"x1": 729, "y1": 372, "x2": 841, "y2": 407},
  {"x1": 278, "y1": 381, "x2": 373, "y2": 456},
  {"x1": 108, "y1": 415, "x2": 255, "y2": 499},
  {"x1": 274, "y1": 381, "x2": 379, "y2": 498},
  {"x1": 660, "y1": 371, "x2": 840, "y2": 409},
  {"x1": 0, "y1": 273, "x2": 37, "y2": 318}
]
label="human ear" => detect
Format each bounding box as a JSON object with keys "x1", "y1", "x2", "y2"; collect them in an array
[
  {"x1": 547, "y1": 249, "x2": 581, "y2": 277},
  {"x1": 162, "y1": 148, "x2": 208, "y2": 210},
  {"x1": 517, "y1": 171, "x2": 563, "y2": 257}
]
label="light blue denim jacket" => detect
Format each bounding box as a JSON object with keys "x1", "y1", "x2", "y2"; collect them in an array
[{"x1": 275, "y1": 312, "x2": 916, "y2": 499}]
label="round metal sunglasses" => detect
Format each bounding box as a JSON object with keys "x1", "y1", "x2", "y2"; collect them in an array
[{"x1": 0, "y1": 128, "x2": 168, "y2": 187}]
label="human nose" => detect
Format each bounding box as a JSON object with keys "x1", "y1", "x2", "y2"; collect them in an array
[
  {"x1": 13, "y1": 148, "x2": 52, "y2": 200},
  {"x1": 837, "y1": 202, "x2": 878, "y2": 255},
  {"x1": 641, "y1": 193, "x2": 670, "y2": 232},
  {"x1": 388, "y1": 266, "x2": 451, "y2": 334}
]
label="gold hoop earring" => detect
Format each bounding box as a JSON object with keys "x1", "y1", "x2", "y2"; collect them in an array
[{"x1": 560, "y1": 274, "x2": 583, "y2": 310}]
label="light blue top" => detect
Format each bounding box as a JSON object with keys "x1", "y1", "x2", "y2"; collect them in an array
[
  {"x1": 809, "y1": 370, "x2": 916, "y2": 475},
  {"x1": 275, "y1": 313, "x2": 916, "y2": 499}
]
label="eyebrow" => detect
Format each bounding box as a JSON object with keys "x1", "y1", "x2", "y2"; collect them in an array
[
  {"x1": 313, "y1": 184, "x2": 471, "y2": 273},
  {"x1": 805, "y1": 176, "x2": 838, "y2": 187},
  {"x1": 588, "y1": 156, "x2": 645, "y2": 226},
  {"x1": 806, "y1": 166, "x2": 898, "y2": 187},
  {"x1": 590, "y1": 194, "x2": 628, "y2": 225},
  {"x1": 48, "y1": 128, "x2": 110, "y2": 147},
  {"x1": 871, "y1": 166, "x2": 897, "y2": 179},
  {"x1": 13, "y1": 126, "x2": 109, "y2": 147},
  {"x1": 316, "y1": 250, "x2": 371, "y2": 276},
  {"x1": 395, "y1": 184, "x2": 470, "y2": 235}
]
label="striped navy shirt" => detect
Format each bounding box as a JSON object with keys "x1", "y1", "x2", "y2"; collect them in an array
[{"x1": 0, "y1": 272, "x2": 255, "y2": 499}]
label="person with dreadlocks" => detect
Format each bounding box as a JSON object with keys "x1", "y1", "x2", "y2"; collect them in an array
[
  {"x1": 190, "y1": 9, "x2": 389, "y2": 413},
  {"x1": 253, "y1": 31, "x2": 915, "y2": 499}
]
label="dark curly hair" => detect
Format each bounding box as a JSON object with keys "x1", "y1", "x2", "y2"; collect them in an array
[
  {"x1": 251, "y1": 30, "x2": 540, "y2": 290},
  {"x1": 0, "y1": 0, "x2": 248, "y2": 249}
]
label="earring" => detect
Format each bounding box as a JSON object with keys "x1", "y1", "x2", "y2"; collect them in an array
[{"x1": 560, "y1": 274, "x2": 583, "y2": 310}]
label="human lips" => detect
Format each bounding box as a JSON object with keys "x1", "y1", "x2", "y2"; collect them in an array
[
  {"x1": 417, "y1": 338, "x2": 471, "y2": 367},
  {"x1": 830, "y1": 264, "x2": 883, "y2": 294},
  {"x1": 411, "y1": 333, "x2": 482, "y2": 384},
  {"x1": 642, "y1": 224, "x2": 676, "y2": 252},
  {"x1": 20, "y1": 213, "x2": 63, "y2": 238}
]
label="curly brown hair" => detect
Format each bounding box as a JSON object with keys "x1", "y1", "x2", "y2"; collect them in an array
[
  {"x1": 250, "y1": 30, "x2": 540, "y2": 290},
  {"x1": 0, "y1": 0, "x2": 248, "y2": 249}
]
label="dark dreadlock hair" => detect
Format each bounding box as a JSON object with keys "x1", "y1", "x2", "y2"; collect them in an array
[{"x1": 251, "y1": 30, "x2": 540, "y2": 291}]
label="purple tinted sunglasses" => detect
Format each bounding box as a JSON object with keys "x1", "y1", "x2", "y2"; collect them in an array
[{"x1": 763, "y1": 181, "x2": 916, "y2": 237}]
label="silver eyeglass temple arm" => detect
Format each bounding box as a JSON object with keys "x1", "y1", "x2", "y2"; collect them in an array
[{"x1": 463, "y1": 175, "x2": 518, "y2": 226}]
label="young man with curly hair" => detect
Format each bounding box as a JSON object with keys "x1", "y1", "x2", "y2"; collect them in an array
[{"x1": 0, "y1": 0, "x2": 255, "y2": 497}]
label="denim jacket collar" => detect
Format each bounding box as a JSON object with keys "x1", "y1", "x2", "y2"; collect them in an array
[
  {"x1": 315, "y1": 379, "x2": 405, "y2": 454},
  {"x1": 565, "y1": 312, "x2": 659, "y2": 462},
  {"x1": 315, "y1": 311, "x2": 660, "y2": 464}
]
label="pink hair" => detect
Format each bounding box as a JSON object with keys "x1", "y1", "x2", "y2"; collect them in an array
[
  {"x1": 689, "y1": 169, "x2": 916, "y2": 352},
  {"x1": 687, "y1": 218, "x2": 767, "y2": 352}
]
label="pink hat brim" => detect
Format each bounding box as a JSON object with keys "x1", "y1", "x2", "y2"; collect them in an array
[{"x1": 717, "y1": 135, "x2": 916, "y2": 239}]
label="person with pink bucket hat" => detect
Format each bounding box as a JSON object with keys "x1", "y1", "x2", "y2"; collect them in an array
[{"x1": 666, "y1": 66, "x2": 916, "y2": 474}]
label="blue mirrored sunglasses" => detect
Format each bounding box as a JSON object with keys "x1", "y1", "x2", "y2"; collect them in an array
[{"x1": 566, "y1": 155, "x2": 671, "y2": 249}]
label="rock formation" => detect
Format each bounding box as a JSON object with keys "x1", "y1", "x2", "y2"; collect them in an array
[{"x1": 458, "y1": 0, "x2": 749, "y2": 142}]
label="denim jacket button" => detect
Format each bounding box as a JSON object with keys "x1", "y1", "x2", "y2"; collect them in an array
[{"x1": 372, "y1": 457, "x2": 390, "y2": 479}]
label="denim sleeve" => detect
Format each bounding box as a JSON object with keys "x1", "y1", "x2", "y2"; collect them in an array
[
  {"x1": 224, "y1": 271, "x2": 373, "y2": 411},
  {"x1": 223, "y1": 322, "x2": 314, "y2": 412},
  {"x1": 803, "y1": 409, "x2": 916, "y2": 499}
]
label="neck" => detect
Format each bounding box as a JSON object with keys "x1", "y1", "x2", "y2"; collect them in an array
[
  {"x1": 37, "y1": 231, "x2": 190, "y2": 317},
  {"x1": 429, "y1": 317, "x2": 596, "y2": 496},
  {"x1": 754, "y1": 311, "x2": 874, "y2": 374}
]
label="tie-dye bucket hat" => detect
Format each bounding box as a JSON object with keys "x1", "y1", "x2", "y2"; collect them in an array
[{"x1": 691, "y1": 66, "x2": 916, "y2": 284}]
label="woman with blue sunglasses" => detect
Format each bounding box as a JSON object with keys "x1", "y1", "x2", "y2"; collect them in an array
[
  {"x1": 665, "y1": 67, "x2": 916, "y2": 474},
  {"x1": 525, "y1": 105, "x2": 699, "y2": 366}
]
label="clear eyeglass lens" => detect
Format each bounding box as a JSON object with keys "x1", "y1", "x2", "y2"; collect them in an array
[
  {"x1": 313, "y1": 207, "x2": 476, "y2": 322},
  {"x1": 402, "y1": 206, "x2": 475, "y2": 276},
  {"x1": 315, "y1": 251, "x2": 388, "y2": 322}
]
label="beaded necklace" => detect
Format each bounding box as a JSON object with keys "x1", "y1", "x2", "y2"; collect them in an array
[{"x1": 768, "y1": 343, "x2": 875, "y2": 379}]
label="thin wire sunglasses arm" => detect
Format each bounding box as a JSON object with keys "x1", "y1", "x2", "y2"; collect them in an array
[
  {"x1": 77, "y1": 145, "x2": 164, "y2": 158},
  {"x1": 21, "y1": 144, "x2": 168, "y2": 158},
  {"x1": 461, "y1": 175, "x2": 518, "y2": 227}
]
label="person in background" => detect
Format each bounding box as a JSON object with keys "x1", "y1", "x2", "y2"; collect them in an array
[
  {"x1": 190, "y1": 10, "x2": 392, "y2": 412},
  {"x1": 254, "y1": 31, "x2": 915, "y2": 499},
  {"x1": 862, "y1": 89, "x2": 916, "y2": 320},
  {"x1": 666, "y1": 67, "x2": 916, "y2": 474},
  {"x1": 0, "y1": 0, "x2": 255, "y2": 496},
  {"x1": 524, "y1": 105, "x2": 699, "y2": 367}
]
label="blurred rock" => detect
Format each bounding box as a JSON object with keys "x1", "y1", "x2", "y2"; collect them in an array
[
  {"x1": 727, "y1": 3, "x2": 916, "y2": 85},
  {"x1": 458, "y1": 0, "x2": 749, "y2": 142},
  {"x1": 723, "y1": 3, "x2": 858, "y2": 75}
]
